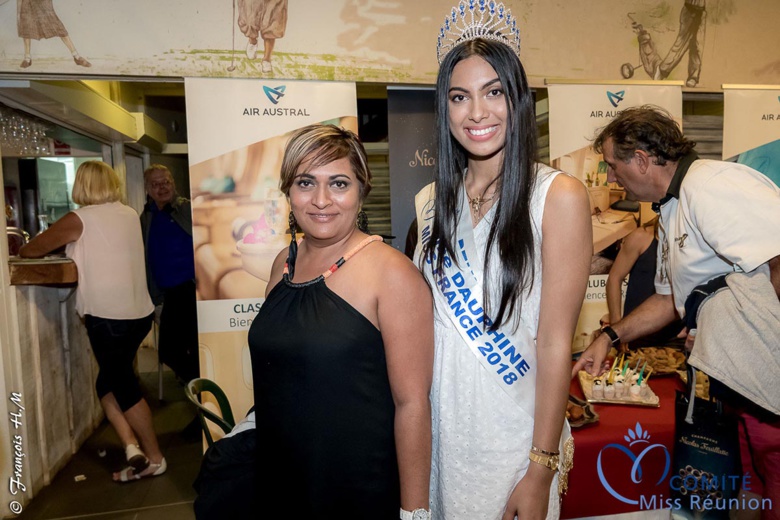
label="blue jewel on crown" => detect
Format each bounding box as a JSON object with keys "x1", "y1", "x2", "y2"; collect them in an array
[{"x1": 436, "y1": 0, "x2": 522, "y2": 64}]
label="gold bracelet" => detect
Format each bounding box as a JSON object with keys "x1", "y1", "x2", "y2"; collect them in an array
[{"x1": 530, "y1": 445, "x2": 559, "y2": 456}]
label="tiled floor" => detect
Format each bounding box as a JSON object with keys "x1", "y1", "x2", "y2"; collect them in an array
[{"x1": 17, "y1": 346, "x2": 203, "y2": 520}]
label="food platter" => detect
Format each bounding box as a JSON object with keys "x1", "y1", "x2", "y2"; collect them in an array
[
  {"x1": 626, "y1": 346, "x2": 686, "y2": 376},
  {"x1": 578, "y1": 371, "x2": 660, "y2": 407},
  {"x1": 567, "y1": 394, "x2": 599, "y2": 428},
  {"x1": 676, "y1": 369, "x2": 710, "y2": 399}
]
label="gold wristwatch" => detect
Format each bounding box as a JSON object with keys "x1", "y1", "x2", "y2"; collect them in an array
[{"x1": 529, "y1": 450, "x2": 559, "y2": 472}]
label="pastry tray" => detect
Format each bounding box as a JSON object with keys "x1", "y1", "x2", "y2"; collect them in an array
[
  {"x1": 567, "y1": 394, "x2": 599, "y2": 428},
  {"x1": 626, "y1": 346, "x2": 686, "y2": 376},
  {"x1": 578, "y1": 371, "x2": 660, "y2": 408}
]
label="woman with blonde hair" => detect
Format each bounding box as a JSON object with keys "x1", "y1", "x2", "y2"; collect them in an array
[{"x1": 21, "y1": 160, "x2": 165, "y2": 482}]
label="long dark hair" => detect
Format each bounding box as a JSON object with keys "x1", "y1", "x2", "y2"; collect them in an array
[{"x1": 421, "y1": 38, "x2": 538, "y2": 330}]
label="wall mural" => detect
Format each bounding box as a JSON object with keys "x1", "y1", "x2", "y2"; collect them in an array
[
  {"x1": 0, "y1": 0, "x2": 778, "y2": 91},
  {"x1": 618, "y1": 0, "x2": 738, "y2": 88},
  {"x1": 14, "y1": 0, "x2": 92, "y2": 69}
]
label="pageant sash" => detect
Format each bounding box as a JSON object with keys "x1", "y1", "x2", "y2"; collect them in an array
[{"x1": 415, "y1": 183, "x2": 537, "y2": 418}]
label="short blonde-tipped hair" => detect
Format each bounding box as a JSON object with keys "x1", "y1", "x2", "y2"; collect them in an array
[
  {"x1": 71, "y1": 161, "x2": 123, "y2": 206},
  {"x1": 279, "y1": 124, "x2": 372, "y2": 200}
]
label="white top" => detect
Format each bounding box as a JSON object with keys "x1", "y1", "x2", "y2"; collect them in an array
[
  {"x1": 66, "y1": 202, "x2": 154, "y2": 319},
  {"x1": 424, "y1": 167, "x2": 565, "y2": 520},
  {"x1": 655, "y1": 159, "x2": 780, "y2": 316}
]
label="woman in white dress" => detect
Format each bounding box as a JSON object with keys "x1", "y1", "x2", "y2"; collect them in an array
[{"x1": 416, "y1": 4, "x2": 592, "y2": 519}]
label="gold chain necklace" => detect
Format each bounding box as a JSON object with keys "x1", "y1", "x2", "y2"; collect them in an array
[
  {"x1": 466, "y1": 174, "x2": 500, "y2": 218},
  {"x1": 467, "y1": 191, "x2": 494, "y2": 216}
]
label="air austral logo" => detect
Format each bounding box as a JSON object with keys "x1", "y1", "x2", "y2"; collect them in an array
[
  {"x1": 607, "y1": 90, "x2": 625, "y2": 108},
  {"x1": 263, "y1": 85, "x2": 285, "y2": 104},
  {"x1": 242, "y1": 84, "x2": 311, "y2": 117},
  {"x1": 589, "y1": 90, "x2": 627, "y2": 118}
]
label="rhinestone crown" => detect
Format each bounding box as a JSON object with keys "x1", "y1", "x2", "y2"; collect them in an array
[{"x1": 436, "y1": 0, "x2": 521, "y2": 64}]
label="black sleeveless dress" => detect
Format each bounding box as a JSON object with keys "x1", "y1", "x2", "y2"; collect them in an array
[
  {"x1": 248, "y1": 236, "x2": 400, "y2": 519},
  {"x1": 624, "y1": 238, "x2": 684, "y2": 348}
]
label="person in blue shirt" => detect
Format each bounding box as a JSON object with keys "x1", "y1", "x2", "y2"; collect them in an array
[{"x1": 140, "y1": 165, "x2": 199, "y2": 389}]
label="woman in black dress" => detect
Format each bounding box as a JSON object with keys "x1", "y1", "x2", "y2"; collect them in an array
[{"x1": 248, "y1": 124, "x2": 433, "y2": 520}]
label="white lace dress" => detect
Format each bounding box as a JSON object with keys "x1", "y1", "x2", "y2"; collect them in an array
[{"x1": 427, "y1": 168, "x2": 567, "y2": 520}]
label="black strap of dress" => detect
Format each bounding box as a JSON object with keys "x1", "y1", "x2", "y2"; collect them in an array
[{"x1": 283, "y1": 235, "x2": 383, "y2": 286}]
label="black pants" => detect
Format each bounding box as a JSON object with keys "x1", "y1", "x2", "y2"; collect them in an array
[
  {"x1": 159, "y1": 279, "x2": 200, "y2": 383},
  {"x1": 85, "y1": 313, "x2": 153, "y2": 411}
]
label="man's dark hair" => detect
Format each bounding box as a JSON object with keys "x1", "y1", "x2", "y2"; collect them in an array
[{"x1": 593, "y1": 105, "x2": 696, "y2": 166}]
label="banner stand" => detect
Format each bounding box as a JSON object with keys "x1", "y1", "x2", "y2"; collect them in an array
[
  {"x1": 545, "y1": 80, "x2": 683, "y2": 355},
  {"x1": 722, "y1": 84, "x2": 780, "y2": 188}
]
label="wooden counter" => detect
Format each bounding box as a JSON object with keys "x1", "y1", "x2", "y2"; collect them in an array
[
  {"x1": 8, "y1": 257, "x2": 78, "y2": 286},
  {"x1": 3, "y1": 257, "x2": 102, "y2": 507}
]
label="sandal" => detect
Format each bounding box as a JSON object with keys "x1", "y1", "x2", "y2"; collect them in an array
[
  {"x1": 73, "y1": 56, "x2": 92, "y2": 67},
  {"x1": 125, "y1": 444, "x2": 149, "y2": 472},
  {"x1": 114, "y1": 457, "x2": 167, "y2": 483},
  {"x1": 20, "y1": 58, "x2": 31, "y2": 68}
]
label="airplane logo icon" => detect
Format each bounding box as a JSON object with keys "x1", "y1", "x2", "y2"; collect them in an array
[
  {"x1": 607, "y1": 90, "x2": 625, "y2": 108},
  {"x1": 263, "y1": 85, "x2": 286, "y2": 105}
]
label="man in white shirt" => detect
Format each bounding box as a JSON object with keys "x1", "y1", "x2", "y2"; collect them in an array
[{"x1": 572, "y1": 105, "x2": 780, "y2": 511}]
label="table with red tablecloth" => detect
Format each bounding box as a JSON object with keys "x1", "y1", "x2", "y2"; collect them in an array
[{"x1": 561, "y1": 374, "x2": 683, "y2": 518}]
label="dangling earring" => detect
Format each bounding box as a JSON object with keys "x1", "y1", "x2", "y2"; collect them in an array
[
  {"x1": 356, "y1": 209, "x2": 369, "y2": 233},
  {"x1": 288, "y1": 210, "x2": 297, "y2": 240},
  {"x1": 287, "y1": 211, "x2": 298, "y2": 278}
]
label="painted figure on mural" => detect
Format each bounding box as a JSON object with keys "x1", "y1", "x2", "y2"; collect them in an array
[
  {"x1": 16, "y1": 0, "x2": 91, "y2": 69},
  {"x1": 621, "y1": 0, "x2": 705, "y2": 87},
  {"x1": 237, "y1": 0, "x2": 287, "y2": 74},
  {"x1": 621, "y1": 0, "x2": 736, "y2": 88},
  {"x1": 654, "y1": 0, "x2": 706, "y2": 87}
]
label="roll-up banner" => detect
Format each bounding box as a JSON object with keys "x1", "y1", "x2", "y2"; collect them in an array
[
  {"x1": 185, "y1": 78, "x2": 357, "y2": 418},
  {"x1": 723, "y1": 85, "x2": 780, "y2": 188},
  {"x1": 387, "y1": 88, "x2": 436, "y2": 255},
  {"x1": 547, "y1": 82, "x2": 682, "y2": 354}
]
